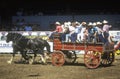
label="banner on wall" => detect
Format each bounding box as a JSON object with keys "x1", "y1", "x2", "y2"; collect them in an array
[
  {"x1": 0, "y1": 31, "x2": 120, "y2": 53},
  {"x1": 109, "y1": 31, "x2": 120, "y2": 41},
  {"x1": 0, "y1": 41, "x2": 13, "y2": 53}
]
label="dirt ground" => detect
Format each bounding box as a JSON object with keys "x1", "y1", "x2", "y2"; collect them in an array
[{"x1": 0, "y1": 54, "x2": 120, "y2": 79}]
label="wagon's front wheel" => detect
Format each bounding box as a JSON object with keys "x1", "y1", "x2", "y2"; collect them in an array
[
  {"x1": 52, "y1": 51, "x2": 65, "y2": 66},
  {"x1": 84, "y1": 48, "x2": 101, "y2": 69}
]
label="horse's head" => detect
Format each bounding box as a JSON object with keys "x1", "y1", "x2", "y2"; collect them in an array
[
  {"x1": 6, "y1": 33, "x2": 14, "y2": 43},
  {"x1": 6, "y1": 32, "x2": 24, "y2": 43},
  {"x1": 114, "y1": 41, "x2": 120, "y2": 50},
  {"x1": 6, "y1": 32, "x2": 21, "y2": 42}
]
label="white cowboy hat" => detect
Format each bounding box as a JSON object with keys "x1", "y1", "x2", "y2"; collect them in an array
[
  {"x1": 92, "y1": 22, "x2": 96, "y2": 26},
  {"x1": 88, "y1": 22, "x2": 92, "y2": 26},
  {"x1": 103, "y1": 20, "x2": 108, "y2": 23},
  {"x1": 81, "y1": 22, "x2": 86, "y2": 25},
  {"x1": 96, "y1": 22, "x2": 102, "y2": 25},
  {"x1": 75, "y1": 21, "x2": 80, "y2": 25},
  {"x1": 67, "y1": 21, "x2": 71, "y2": 25},
  {"x1": 55, "y1": 21, "x2": 60, "y2": 25},
  {"x1": 64, "y1": 22, "x2": 69, "y2": 27}
]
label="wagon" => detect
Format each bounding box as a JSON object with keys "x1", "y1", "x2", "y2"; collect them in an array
[{"x1": 51, "y1": 34, "x2": 115, "y2": 69}]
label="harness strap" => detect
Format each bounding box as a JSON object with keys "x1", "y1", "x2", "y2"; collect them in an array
[
  {"x1": 27, "y1": 39, "x2": 34, "y2": 45},
  {"x1": 13, "y1": 34, "x2": 23, "y2": 41}
]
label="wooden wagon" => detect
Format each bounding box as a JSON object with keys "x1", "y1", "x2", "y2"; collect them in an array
[{"x1": 51, "y1": 34, "x2": 115, "y2": 69}]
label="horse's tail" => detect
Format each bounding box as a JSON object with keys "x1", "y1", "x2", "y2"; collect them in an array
[{"x1": 44, "y1": 40, "x2": 51, "y2": 53}]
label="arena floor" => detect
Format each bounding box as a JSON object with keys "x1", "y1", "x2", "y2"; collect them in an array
[{"x1": 0, "y1": 54, "x2": 120, "y2": 79}]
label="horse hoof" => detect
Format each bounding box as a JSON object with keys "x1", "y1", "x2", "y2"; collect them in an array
[
  {"x1": 42, "y1": 62, "x2": 47, "y2": 65},
  {"x1": 7, "y1": 61, "x2": 12, "y2": 64},
  {"x1": 29, "y1": 59, "x2": 33, "y2": 64}
]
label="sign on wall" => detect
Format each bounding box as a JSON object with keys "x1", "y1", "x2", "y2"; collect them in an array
[
  {"x1": 109, "y1": 31, "x2": 120, "y2": 41},
  {"x1": 0, "y1": 41, "x2": 13, "y2": 53}
]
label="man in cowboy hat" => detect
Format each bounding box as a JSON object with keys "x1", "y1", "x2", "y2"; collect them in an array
[
  {"x1": 95, "y1": 22, "x2": 104, "y2": 42},
  {"x1": 49, "y1": 21, "x2": 63, "y2": 41},
  {"x1": 102, "y1": 20, "x2": 112, "y2": 43},
  {"x1": 87, "y1": 22, "x2": 98, "y2": 43},
  {"x1": 77, "y1": 22, "x2": 87, "y2": 42}
]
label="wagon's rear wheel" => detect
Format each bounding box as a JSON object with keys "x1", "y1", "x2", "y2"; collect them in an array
[
  {"x1": 64, "y1": 51, "x2": 77, "y2": 64},
  {"x1": 52, "y1": 51, "x2": 65, "y2": 66},
  {"x1": 101, "y1": 51, "x2": 114, "y2": 66},
  {"x1": 84, "y1": 48, "x2": 101, "y2": 69}
]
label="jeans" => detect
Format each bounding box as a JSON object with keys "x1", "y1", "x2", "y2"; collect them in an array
[
  {"x1": 88, "y1": 33, "x2": 97, "y2": 42},
  {"x1": 98, "y1": 34, "x2": 104, "y2": 43},
  {"x1": 65, "y1": 34, "x2": 71, "y2": 42},
  {"x1": 103, "y1": 32, "x2": 109, "y2": 43},
  {"x1": 71, "y1": 33, "x2": 77, "y2": 42}
]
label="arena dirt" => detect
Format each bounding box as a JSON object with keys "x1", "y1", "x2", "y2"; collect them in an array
[{"x1": 0, "y1": 54, "x2": 120, "y2": 79}]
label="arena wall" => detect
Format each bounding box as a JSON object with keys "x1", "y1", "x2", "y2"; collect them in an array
[{"x1": 0, "y1": 31, "x2": 120, "y2": 53}]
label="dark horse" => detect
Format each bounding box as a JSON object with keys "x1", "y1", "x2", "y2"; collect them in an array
[{"x1": 6, "y1": 32, "x2": 51, "y2": 64}]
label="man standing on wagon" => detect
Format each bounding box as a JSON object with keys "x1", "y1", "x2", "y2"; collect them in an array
[
  {"x1": 102, "y1": 20, "x2": 112, "y2": 43},
  {"x1": 87, "y1": 22, "x2": 98, "y2": 43}
]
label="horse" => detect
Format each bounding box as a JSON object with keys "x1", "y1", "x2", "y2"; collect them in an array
[
  {"x1": 107, "y1": 35, "x2": 119, "y2": 50},
  {"x1": 6, "y1": 32, "x2": 51, "y2": 64}
]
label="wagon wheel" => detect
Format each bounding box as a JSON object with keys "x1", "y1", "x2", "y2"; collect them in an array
[
  {"x1": 64, "y1": 51, "x2": 77, "y2": 64},
  {"x1": 101, "y1": 51, "x2": 114, "y2": 66},
  {"x1": 84, "y1": 48, "x2": 101, "y2": 69},
  {"x1": 52, "y1": 51, "x2": 65, "y2": 66}
]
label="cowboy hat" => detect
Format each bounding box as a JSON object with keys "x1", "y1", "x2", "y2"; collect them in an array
[
  {"x1": 103, "y1": 20, "x2": 108, "y2": 23},
  {"x1": 55, "y1": 21, "x2": 60, "y2": 25}
]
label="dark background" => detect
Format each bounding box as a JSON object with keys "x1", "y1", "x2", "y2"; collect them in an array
[
  {"x1": 0, "y1": 0, "x2": 120, "y2": 30},
  {"x1": 0, "y1": 0, "x2": 120, "y2": 16}
]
